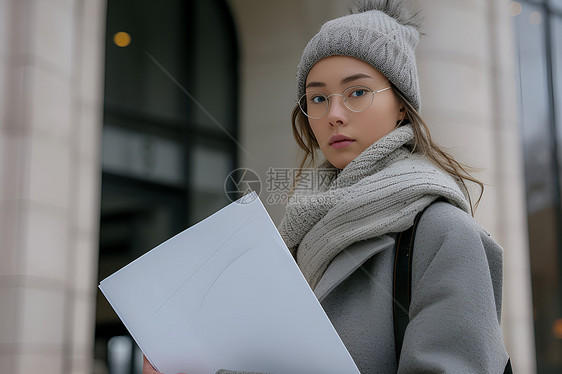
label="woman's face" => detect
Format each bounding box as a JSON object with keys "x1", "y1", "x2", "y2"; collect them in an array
[{"x1": 305, "y1": 56, "x2": 403, "y2": 169}]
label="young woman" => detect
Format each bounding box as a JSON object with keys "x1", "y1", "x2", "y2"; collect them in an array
[{"x1": 144, "y1": 0, "x2": 510, "y2": 373}]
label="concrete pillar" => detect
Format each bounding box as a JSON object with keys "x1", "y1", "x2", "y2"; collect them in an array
[
  {"x1": 415, "y1": 0, "x2": 536, "y2": 372},
  {"x1": 0, "y1": 0, "x2": 106, "y2": 373}
]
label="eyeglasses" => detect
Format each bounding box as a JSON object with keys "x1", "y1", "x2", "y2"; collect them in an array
[{"x1": 298, "y1": 85, "x2": 391, "y2": 119}]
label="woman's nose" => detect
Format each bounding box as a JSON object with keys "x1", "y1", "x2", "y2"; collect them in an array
[{"x1": 326, "y1": 95, "x2": 348, "y2": 127}]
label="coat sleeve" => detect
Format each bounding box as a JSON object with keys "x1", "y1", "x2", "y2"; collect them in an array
[{"x1": 397, "y1": 202, "x2": 509, "y2": 374}]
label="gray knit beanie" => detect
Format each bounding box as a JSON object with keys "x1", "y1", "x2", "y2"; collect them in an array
[{"x1": 296, "y1": 0, "x2": 423, "y2": 110}]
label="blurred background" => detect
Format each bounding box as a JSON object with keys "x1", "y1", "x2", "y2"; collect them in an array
[{"x1": 1, "y1": 0, "x2": 561, "y2": 372}]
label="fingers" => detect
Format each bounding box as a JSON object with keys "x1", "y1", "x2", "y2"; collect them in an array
[
  {"x1": 142, "y1": 355, "x2": 186, "y2": 374},
  {"x1": 143, "y1": 355, "x2": 159, "y2": 374}
]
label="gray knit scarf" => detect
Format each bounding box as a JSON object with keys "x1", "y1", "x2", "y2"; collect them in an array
[{"x1": 278, "y1": 125, "x2": 470, "y2": 289}]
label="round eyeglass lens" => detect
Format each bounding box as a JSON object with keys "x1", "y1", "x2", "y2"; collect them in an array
[
  {"x1": 299, "y1": 92, "x2": 328, "y2": 119},
  {"x1": 342, "y1": 86, "x2": 374, "y2": 112}
]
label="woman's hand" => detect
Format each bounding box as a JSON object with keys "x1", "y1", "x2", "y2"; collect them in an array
[
  {"x1": 142, "y1": 356, "x2": 162, "y2": 374},
  {"x1": 143, "y1": 355, "x2": 186, "y2": 374},
  {"x1": 142, "y1": 355, "x2": 265, "y2": 374}
]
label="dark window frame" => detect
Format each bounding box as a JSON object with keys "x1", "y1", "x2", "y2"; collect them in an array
[{"x1": 95, "y1": 1, "x2": 239, "y2": 372}]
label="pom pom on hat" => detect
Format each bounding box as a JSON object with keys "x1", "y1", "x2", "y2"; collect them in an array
[
  {"x1": 296, "y1": 0, "x2": 423, "y2": 110},
  {"x1": 348, "y1": 0, "x2": 423, "y2": 30}
]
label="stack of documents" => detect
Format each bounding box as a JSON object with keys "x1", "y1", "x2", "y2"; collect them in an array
[{"x1": 99, "y1": 192, "x2": 360, "y2": 374}]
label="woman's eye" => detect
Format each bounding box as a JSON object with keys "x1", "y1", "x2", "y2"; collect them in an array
[
  {"x1": 350, "y1": 89, "x2": 366, "y2": 97},
  {"x1": 310, "y1": 95, "x2": 326, "y2": 104}
]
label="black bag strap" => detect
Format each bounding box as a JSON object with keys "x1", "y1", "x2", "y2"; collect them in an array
[
  {"x1": 392, "y1": 209, "x2": 423, "y2": 362},
  {"x1": 392, "y1": 203, "x2": 513, "y2": 373},
  {"x1": 505, "y1": 360, "x2": 513, "y2": 374}
]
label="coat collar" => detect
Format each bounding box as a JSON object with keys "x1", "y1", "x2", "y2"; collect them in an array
[{"x1": 314, "y1": 235, "x2": 395, "y2": 302}]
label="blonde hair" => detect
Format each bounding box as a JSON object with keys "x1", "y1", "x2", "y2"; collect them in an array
[{"x1": 290, "y1": 85, "x2": 484, "y2": 216}]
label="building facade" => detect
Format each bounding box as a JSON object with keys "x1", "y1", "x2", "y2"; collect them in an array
[{"x1": 2, "y1": 0, "x2": 558, "y2": 373}]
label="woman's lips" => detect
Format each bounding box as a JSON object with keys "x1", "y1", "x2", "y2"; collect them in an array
[
  {"x1": 331, "y1": 140, "x2": 354, "y2": 149},
  {"x1": 329, "y1": 134, "x2": 355, "y2": 149}
]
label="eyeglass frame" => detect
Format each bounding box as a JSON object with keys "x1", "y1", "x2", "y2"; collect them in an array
[{"x1": 297, "y1": 85, "x2": 392, "y2": 119}]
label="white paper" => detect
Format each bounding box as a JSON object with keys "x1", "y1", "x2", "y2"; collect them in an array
[{"x1": 99, "y1": 192, "x2": 360, "y2": 374}]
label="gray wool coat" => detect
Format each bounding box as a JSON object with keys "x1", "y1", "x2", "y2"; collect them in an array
[
  {"x1": 315, "y1": 201, "x2": 509, "y2": 374},
  {"x1": 217, "y1": 201, "x2": 509, "y2": 374}
]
